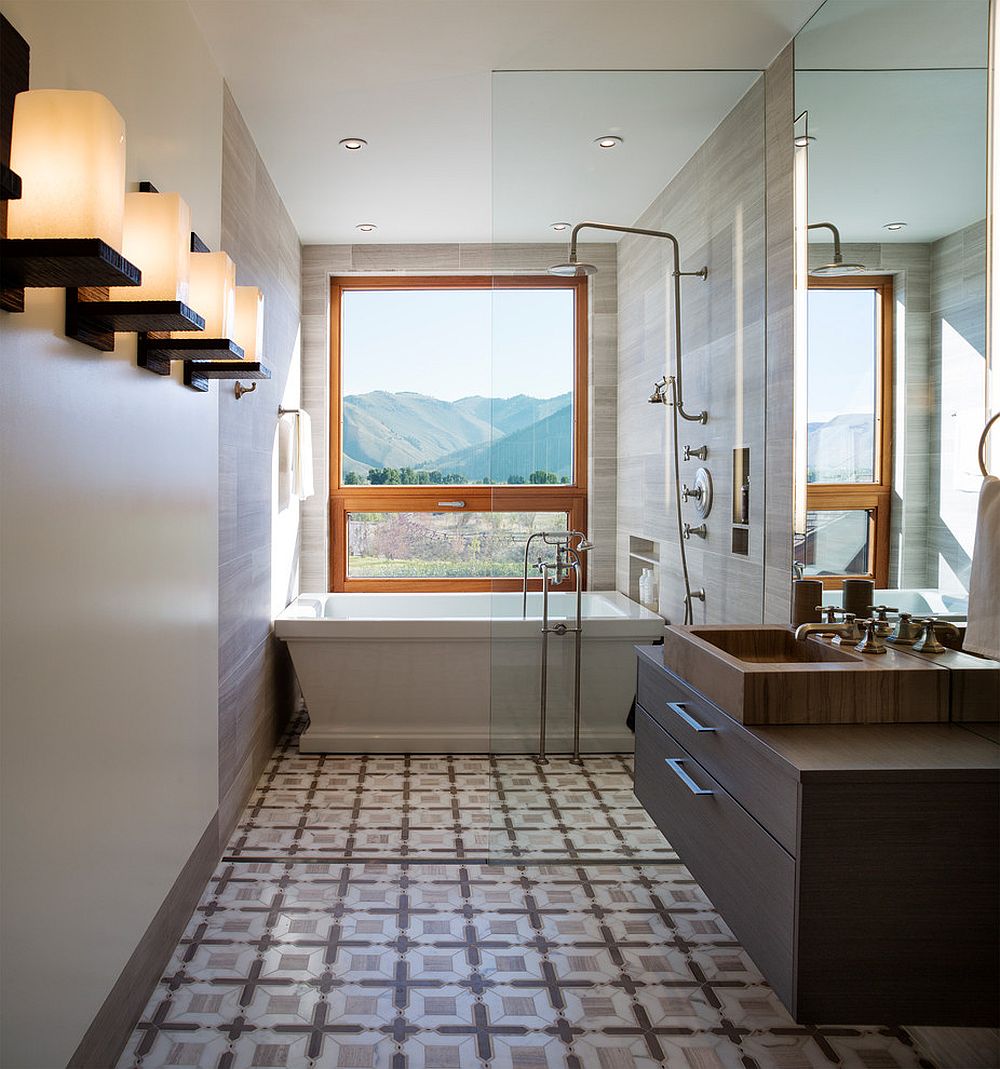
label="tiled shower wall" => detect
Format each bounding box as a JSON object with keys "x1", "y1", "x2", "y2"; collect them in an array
[
  {"x1": 218, "y1": 86, "x2": 301, "y2": 839},
  {"x1": 616, "y1": 74, "x2": 783, "y2": 625},
  {"x1": 928, "y1": 218, "x2": 988, "y2": 592},
  {"x1": 299, "y1": 243, "x2": 619, "y2": 591}
]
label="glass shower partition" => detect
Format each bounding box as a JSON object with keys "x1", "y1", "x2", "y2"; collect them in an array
[{"x1": 484, "y1": 68, "x2": 767, "y2": 864}]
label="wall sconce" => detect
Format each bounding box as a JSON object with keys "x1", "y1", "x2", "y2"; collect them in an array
[
  {"x1": 137, "y1": 248, "x2": 242, "y2": 375},
  {"x1": 0, "y1": 89, "x2": 141, "y2": 312},
  {"x1": 233, "y1": 286, "x2": 264, "y2": 361},
  {"x1": 186, "y1": 283, "x2": 271, "y2": 394},
  {"x1": 65, "y1": 188, "x2": 204, "y2": 351}
]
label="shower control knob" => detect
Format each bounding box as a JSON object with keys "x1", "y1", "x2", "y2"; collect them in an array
[
  {"x1": 681, "y1": 484, "x2": 703, "y2": 502},
  {"x1": 684, "y1": 444, "x2": 709, "y2": 462}
]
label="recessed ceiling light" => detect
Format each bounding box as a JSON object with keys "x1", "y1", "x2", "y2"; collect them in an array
[
  {"x1": 339, "y1": 137, "x2": 367, "y2": 151},
  {"x1": 594, "y1": 135, "x2": 623, "y2": 149},
  {"x1": 355, "y1": 223, "x2": 377, "y2": 233},
  {"x1": 550, "y1": 222, "x2": 572, "y2": 232},
  {"x1": 793, "y1": 134, "x2": 815, "y2": 147},
  {"x1": 883, "y1": 221, "x2": 907, "y2": 231}
]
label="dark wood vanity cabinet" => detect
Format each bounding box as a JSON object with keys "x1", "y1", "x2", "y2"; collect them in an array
[{"x1": 634, "y1": 644, "x2": 1000, "y2": 1026}]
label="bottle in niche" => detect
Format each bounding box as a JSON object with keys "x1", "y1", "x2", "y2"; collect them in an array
[{"x1": 638, "y1": 568, "x2": 658, "y2": 611}]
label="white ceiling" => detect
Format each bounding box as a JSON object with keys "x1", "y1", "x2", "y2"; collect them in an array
[
  {"x1": 795, "y1": 0, "x2": 989, "y2": 244},
  {"x1": 187, "y1": 0, "x2": 823, "y2": 244},
  {"x1": 799, "y1": 69, "x2": 987, "y2": 244},
  {"x1": 795, "y1": 0, "x2": 988, "y2": 70}
]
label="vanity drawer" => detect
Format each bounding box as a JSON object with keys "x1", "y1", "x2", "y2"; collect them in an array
[
  {"x1": 637, "y1": 654, "x2": 799, "y2": 853},
  {"x1": 634, "y1": 707, "x2": 796, "y2": 1007}
]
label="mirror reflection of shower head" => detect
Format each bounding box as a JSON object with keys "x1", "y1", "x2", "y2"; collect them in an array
[{"x1": 807, "y1": 221, "x2": 866, "y2": 276}]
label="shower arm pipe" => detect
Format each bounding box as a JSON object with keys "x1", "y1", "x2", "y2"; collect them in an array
[
  {"x1": 806, "y1": 221, "x2": 845, "y2": 263},
  {"x1": 567, "y1": 222, "x2": 708, "y2": 424}
]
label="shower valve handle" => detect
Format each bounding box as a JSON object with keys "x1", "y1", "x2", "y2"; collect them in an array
[
  {"x1": 683, "y1": 445, "x2": 708, "y2": 462},
  {"x1": 681, "y1": 484, "x2": 703, "y2": 502}
]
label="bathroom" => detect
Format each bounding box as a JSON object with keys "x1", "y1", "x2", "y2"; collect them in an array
[{"x1": 0, "y1": 1, "x2": 997, "y2": 1067}]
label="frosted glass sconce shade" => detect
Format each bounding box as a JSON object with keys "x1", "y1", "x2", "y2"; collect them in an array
[
  {"x1": 173, "y1": 251, "x2": 235, "y2": 337},
  {"x1": 7, "y1": 90, "x2": 126, "y2": 247},
  {"x1": 108, "y1": 192, "x2": 191, "y2": 302},
  {"x1": 233, "y1": 287, "x2": 264, "y2": 361}
]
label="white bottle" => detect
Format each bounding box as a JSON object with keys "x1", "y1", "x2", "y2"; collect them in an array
[
  {"x1": 639, "y1": 568, "x2": 653, "y2": 610},
  {"x1": 648, "y1": 567, "x2": 659, "y2": 610}
]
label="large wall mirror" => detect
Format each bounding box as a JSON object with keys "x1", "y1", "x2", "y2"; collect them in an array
[{"x1": 793, "y1": 0, "x2": 989, "y2": 618}]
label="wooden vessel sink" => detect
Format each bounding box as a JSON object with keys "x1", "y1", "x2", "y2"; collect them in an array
[{"x1": 661, "y1": 625, "x2": 950, "y2": 725}]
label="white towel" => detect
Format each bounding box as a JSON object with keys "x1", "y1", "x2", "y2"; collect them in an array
[
  {"x1": 277, "y1": 413, "x2": 295, "y2": 511},
  {"x1": 965, "y1": 475, "x2": 1000, "y2": 660},
  {"x1": 293, "y1": 409, "x2": 315, "y2": 501}
]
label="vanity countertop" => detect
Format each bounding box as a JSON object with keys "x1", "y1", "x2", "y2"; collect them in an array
[{"x1": 637, "y1": 643, "x2": 1000, "y2": 781}]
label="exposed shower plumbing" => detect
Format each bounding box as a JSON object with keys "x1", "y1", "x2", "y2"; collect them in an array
[
  {"x1": 549, "y1": 223, "x2": 708, "y2": 625},
  {"x1": 550, "y1": 221, "x2": 708, "y2": 424}
]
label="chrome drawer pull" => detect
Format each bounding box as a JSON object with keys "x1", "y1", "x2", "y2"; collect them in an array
[
  {"x1": 664, "y1": 757, "x2": 714, "y2": 796},
  {"x1": 666, "y1": 701, "x2": 716, "y2": 733}
]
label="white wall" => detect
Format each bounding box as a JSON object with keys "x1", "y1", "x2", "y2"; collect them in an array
[{"x1": 0, "y1": 3, "x2": 223, "y2": 1065}]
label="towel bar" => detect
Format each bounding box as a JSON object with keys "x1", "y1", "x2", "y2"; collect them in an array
[{"x1": 978, "y1": 412, "x2": 1000, "y2": 477}]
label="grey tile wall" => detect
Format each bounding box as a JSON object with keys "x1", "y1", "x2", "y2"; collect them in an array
[
  {"x1": 762, "y1": 44, "x2": 796, "y2": 625},
  {"x1": 617, "y1": 71, "x2": 791, "y2": 625},
  {"x1": 218, "y1": 85, "x2": 301, "y2": 842},
  {"x1": 927, "y1": 219, "x2": 988, "y2": 593},
  {"x1": 299, "y1": 243, "x2": 619, "y2": 591}
]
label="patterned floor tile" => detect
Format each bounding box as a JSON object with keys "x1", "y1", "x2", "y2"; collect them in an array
[
  {"x1": 115, "y1": 716, "x2": 970, "y2": 1068},
  {"x1": 119, "y1": 860, "x2": 947, "y2": 1069}
]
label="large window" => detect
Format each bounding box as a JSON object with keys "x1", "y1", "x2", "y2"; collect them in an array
[
  {"x1": 329, "y1": 276, "x2": 588, "y2": 590},
  {"x1": 794, "y1": 275, "x2": 893, "y2": 589}
]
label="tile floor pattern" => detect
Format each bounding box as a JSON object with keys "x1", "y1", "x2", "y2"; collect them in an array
[
  {"x1": 226, "y1": 721, "x2": 676, "y2": 863},
  {"x1": 119, "y1": 719, "x2": 941, "y2": 1069}
]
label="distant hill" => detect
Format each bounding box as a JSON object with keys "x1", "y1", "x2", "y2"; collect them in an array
[
  {"x1": 808, "y1": 412, "x2": 874, "y2": 482},
  {"x1": 431, "y1": 403, "x2": 573, "y2": 482},
  {"x1": 342, "y1": 391, "x2": 572, "y2": 480}
]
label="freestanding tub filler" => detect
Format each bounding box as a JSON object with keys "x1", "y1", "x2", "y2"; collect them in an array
[{"x1": 274, "y1": 591, "x2": 664, "y2": 753}]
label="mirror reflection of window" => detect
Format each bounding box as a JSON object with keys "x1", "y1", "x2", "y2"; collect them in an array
[{"x1": 793, "y1": 0, "x2": 988, "y2": 603}]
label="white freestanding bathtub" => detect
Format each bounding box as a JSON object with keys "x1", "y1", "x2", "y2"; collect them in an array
[{"x1": 274, "y1": 591, "x2": 664, "y2": 753}]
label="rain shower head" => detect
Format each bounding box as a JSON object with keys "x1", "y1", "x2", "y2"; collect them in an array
[
  {"x1": 810, "y1": 259, "x2": 866, "y2": 277},
  {"x1": 807, "y1": 220, "x2": 866, "y2": 277},
  {"x1": 548, "y1": 259, "x2": 597, "y2": 277}
]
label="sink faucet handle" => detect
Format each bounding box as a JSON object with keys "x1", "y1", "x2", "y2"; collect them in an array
[
  {"x1": 855, "y1": 618, "x2": 887, "y2": 654},
  {"x1": 912, "y1": 616, "x2": 960, "y2": 653},
  {"x1": 886, "y1": 611, "x2": 922, "y2": 645},
  {"x1": 866, "y1": 604, "x2": 898, "y2": 637},
  {"x1": 815, "y1": 605, "x2": 843, "y2": 624}
]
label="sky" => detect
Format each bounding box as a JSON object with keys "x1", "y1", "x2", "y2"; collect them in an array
[
  {"x1": 806, "y1": 287, "x2": 877, "y2": 424},
  {"x1": 341, "y1": 288, "x2": 575, "y2": 400}
]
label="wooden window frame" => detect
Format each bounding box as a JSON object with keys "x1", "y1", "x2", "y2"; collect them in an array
[
  {"x1": 329, "y1": 275, "x2": 589, "y2": 592},
  {"x1": 804, "y1": 274, "x2": 894, "y2": 590}
]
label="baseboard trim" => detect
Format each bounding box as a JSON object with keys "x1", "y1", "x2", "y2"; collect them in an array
[{"x1": 67, "y1": 813, "x2": 221, "y2": 1069}]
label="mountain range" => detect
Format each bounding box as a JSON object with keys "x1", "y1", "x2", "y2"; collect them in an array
[{"x1": 342, "y1": 391, "x2": 573, "y2": 481}]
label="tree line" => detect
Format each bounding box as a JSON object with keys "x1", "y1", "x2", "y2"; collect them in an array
[{"x1": 344, "y1": 468, "x2": 570, "y2": 486}]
